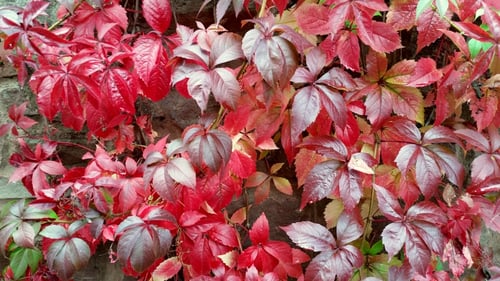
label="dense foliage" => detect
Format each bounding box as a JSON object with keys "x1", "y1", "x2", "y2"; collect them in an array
[{"x1": 0, "y1": 0, "x2": 499, "y2": 280}]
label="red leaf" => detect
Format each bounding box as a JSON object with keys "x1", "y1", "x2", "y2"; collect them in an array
[
  {"x1": 335, "y1": 30, "x2": 361, "y2": 72},
  {"x1": 249, "y1": 213, "x2": 270, "y2": 245},
  {"x1": 142, "y1": 0, "x2": 172, "y2": 33},
  {"x1": 470, "y1": 93, "x2": 498, "y2": 132},
  {"x1": 133, "y1": 34, "x2": 171, "y2": 101},
  {"x1": 295, "y1": 3, "x2": 331, "y2": 35},
  {"x1": 354, "y1": 9, "x2": 402, "y2": 53},
  {"x1": 407, "y1": 58, "x2": 443, "y2": 87},
  {"x1": 387, "y1": 0, "x2": 417, "y2": 31},
  {"x1": 416, "y1": 9, "x2": 449, "y2": 52}
]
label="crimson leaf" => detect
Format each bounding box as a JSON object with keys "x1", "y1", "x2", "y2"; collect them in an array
[
  {"x1": 142, "y1": 0, "x2": 172, "y2": 33},
  {"x1": 133, "y1": 34, "x2": 171, "y2": 101}
]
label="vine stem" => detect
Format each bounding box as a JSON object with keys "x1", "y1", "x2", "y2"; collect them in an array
[{"x1": 361, "y1": 135, "x2": 381, "y2": 251}]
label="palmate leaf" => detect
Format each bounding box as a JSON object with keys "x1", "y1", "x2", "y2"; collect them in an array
[
  {"x1": 144, "y1": 151, "x2": 196, "y2": 202},
  {"x1": 174, "y1": 32, "x2": 243, "y2": 111},
  {"x1": 10, "y1": 246, "x2": 42, "y2": 279},
  {"x1": 383, "y1": 119, "x2": 464, "y2": 197},
  {"x1": 183, "y1": 125, "x2": 232, "y2": 173},
  {"x1": 374, "y1": 185, "x2": 447, "y2": 275},
  {"x1": 238, "y1": 213, "x2": 307, "y2": 279},
  {"x1": 283, "y1": 213, "x2": 363, "y2": 281},
  {"x1": 39, "y1": 224, "x2": 91, "y2": 281},
  {"x1": 242, "y1": 14, "x2": 299, "y2": 89},
  {"x1": 299, "y1": 136, "x2": 375, "y2": 211},
  {"x1": 115, "y1": 207, "x2": 175, "y2": 273}
]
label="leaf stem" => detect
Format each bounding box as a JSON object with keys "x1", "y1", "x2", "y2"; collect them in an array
[
  {"x1": 48, "y1": 0, "x2": 85, "y2": 31},
  {"x1": 258, "y1": 0, "x2": 268, "y2": 18}
]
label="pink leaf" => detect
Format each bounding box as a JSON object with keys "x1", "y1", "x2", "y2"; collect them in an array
[
  {"x1": 152, "y1": 257, "x2": 182, "y2": 281},
  {"x1": 282, "y1": 221, "x2": 335, "y2": 252},
  {"x1": 166, "y1": 158, "x2": 196, "y2": 188},
  {"x1": 336, "y1": 212, "x2": 363, "y2": 245}
]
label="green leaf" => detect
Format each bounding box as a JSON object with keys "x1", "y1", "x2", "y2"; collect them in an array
[
  {"x1": 10, "y1": 247, "x2": 42, "y2": 279},
  {"x1": 416, "y1": 0, "x2": 433, "y2": 19},
  {"x1": 368, "y1": 240, "x2": 384, "y2": 255},
  {"x1": 468, "y1": 39, "x2": 493, "y2": 58},
  {"x1": 435, "y1": 0, "x2": 449, "y2": 18}
]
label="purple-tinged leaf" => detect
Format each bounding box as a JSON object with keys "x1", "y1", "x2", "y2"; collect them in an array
[
  {"x1": 407, "y1": 58, "x2": 442, "y2": 87},
  {"x1": 381, "y1": 117, "x2": 421, "y2": 144},
  {"x1": 381, "y1": 222, "x2": 407, "y2": 260},
  {"x1": 116, "y1": 215, "x2": 173, "y2": 273},
  {"x1": 422, "y1": 126, "x2": 461, "y2": 145},
  {"x1": 184, "y1": 126, "x2": 232, "y2": 172},
  {"x1": 39, "y1": 160, "x2": 66, "y2": 175},
  {"x1": 374, "y1": 185, "x2": 403, "y2": 221},
  {"x1": 282, "y1": 221, "x2": 335, "y2": 252},
  {"x1": 336, "y1": 212, "x2": 362, "y2": 245},
  {"x1": 337, "y1": 168, "x2": 363, "y2": 211},
  {"x1": 12, "y1": 222, "x2": 35, "y2": 248},
  {"x1": 46, "y1": 237, "x2": 91, "y2": 280},
  {"x1": 405, "y1": 229, "x2": 430, "y2": 275},
  {"x1": 291, "y1": 86, "x2": 321, "y2": 141},
  {"x1": 210, "y1": 67, "x2": 240, "y2": 110},
  {"x1": 300, "y1": 136, "x2": 348, "y2": 161},
  {"x1": 300, "y1": 160, "x2": 342, "y2": 210},
  {"x1": 455, "y1": 128, "x2": 490, "y2": 152},
  {"x1": 428, "y1": 144, "x2": 464, "y2": 188}
]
